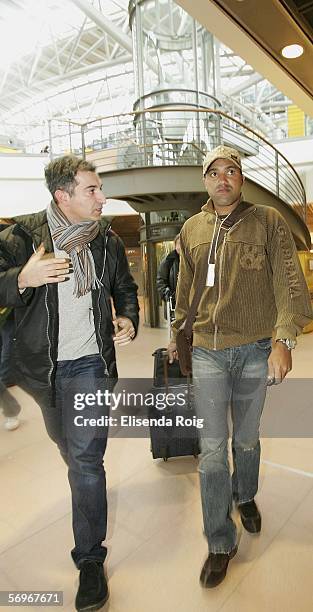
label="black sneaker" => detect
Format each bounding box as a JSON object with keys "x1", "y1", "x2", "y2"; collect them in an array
[
  {"x1": 200, "y1": 546, "x2": 237, "y2": 588},
  {"x1": 75, "y1": 561, "x2": 109, "y2": 612},
  {"x1": 238, "y1": 499, "x2": 261, "y2": 533}
]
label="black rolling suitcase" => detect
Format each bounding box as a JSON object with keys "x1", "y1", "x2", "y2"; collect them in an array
[
  {"x1": 149, "y1": 347, "x2": 200, "y2": 461},
  {"x1": 148, "y1": 248, "x2": 213, "y2": 460}
]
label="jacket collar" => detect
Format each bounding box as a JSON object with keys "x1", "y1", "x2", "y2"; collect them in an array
[{"x1": 201, "y1": 197, "x2": 255, "y2": 222}]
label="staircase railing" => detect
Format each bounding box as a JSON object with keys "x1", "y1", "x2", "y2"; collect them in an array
[{"x1": 46, "y1": 107, "x2": 307, "y2": 221}]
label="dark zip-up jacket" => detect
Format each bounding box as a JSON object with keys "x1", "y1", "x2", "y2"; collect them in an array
[
  {"x1": 0, "y1": 210, "x2": 139, "y2": 394},
  {"x1": 157, "y1": 250, "x2": 180, "y2": 303}
]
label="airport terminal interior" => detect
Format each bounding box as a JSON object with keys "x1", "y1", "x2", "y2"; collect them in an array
[
  {"x1": 1, "y1": 329, "x2": 313, "y2": 611},
  {"x1": 0, "y1": 0, "x2": 313, "y2": 610}
]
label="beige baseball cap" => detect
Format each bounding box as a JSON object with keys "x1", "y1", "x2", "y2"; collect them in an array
[{"x1": 203, "y1": 145, "x2": 242, "y2": 177}]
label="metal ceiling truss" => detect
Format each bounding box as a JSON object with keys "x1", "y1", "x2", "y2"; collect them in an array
[
  {"x1": 0, "y1": 0, "x2": 133, "y2": 120},
  {"x1": 0, "y1": 0, "x2": 296, "y2": 140},
  {"x1": 2, "y1": 57, "x2": 134, "y2": 125}
]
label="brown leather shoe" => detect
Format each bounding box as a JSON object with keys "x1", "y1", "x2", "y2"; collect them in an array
[
  {"x1": 238, "y1": 500, "x2": 261, "y2": 533},
  {"x1": 200, "y1": 546, "x2": 237, "y2": 588}
]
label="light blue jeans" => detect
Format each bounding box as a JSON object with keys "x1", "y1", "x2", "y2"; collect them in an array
[{"x1": 192, "y1": 339, "x2": 271, "y2": 554}]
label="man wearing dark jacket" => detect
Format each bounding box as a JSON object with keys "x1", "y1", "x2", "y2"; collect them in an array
[
  {"x1": 0, "y1": 310, "x2": 21, "y2": 430},
  {"x1": 0, "y1": 155, "x2": 139, "y2": 611},
  {"x1": 0, "y1": 218, "x2": 21, "y2": 430},
  {"x1": 157, "y1": 233, "x2": 180, "y2": 312}
]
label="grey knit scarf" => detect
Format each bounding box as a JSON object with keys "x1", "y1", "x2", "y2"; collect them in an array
[{"x1": 47, "y1": 200, "x2": 101, "y2": 298}]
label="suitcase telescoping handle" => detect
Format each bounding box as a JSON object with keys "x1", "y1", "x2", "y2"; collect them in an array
[
  {"x1": 162, "y1": 349, "x2": 192, "y2": 407},
  {"x1": 166, "y1": 299, "x2": 171, "y2": 342},
  {"x1": 167, "y1": 296, "x2": 175, "y2": 337}
]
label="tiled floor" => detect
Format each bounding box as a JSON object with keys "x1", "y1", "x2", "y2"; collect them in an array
[{"x1": 0, "y1": 326, "x2": 312, "y2": 611}]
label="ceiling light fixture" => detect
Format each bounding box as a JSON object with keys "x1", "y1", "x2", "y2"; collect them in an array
[{"x1": 281, "y1": 44, "x2": 304, "y2": 59}]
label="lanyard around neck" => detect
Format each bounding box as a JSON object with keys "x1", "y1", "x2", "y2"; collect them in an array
[{"x1": 208, "y1": 212, "x2": 231, "y2": 265}]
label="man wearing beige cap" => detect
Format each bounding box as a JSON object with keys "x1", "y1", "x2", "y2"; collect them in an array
[{"x1": 168, "y1": 145, "x2": 312, "y2": 587}]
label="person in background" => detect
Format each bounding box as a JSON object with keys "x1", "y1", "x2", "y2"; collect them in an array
[
  {"x1": 0, "y1": 155, "x2": 139, "y2": 612},
  {"x1": 168, "y1": 145, "x2": 312, "y2": 588},
  {"x1": 157, "y1": 233, "x2": 181, "y2": 317},
  {"x1": 0, "y1": 218, "x2": 21, "y2": 430},
  {"x1": 0, "y1": 311, "x2": 21, "y2": 430}
]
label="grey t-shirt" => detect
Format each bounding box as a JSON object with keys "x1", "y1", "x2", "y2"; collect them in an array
[{"x1": 53, "y1": 242, "x2": 99, "y2": 362}]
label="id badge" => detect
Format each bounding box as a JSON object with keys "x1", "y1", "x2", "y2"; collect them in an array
[{"x1": 206, "y1": 263, "x2": 215, "y2": 286}]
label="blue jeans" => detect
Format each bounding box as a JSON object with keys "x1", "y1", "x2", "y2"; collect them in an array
[
  {"x1": 192, "y1": 339, "x2": 271, "y2": 554},
  {"x1": 35, "y1": 354, "x2": 110, "y2": 568}
]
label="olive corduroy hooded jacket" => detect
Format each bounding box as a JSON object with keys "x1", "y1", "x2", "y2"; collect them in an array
[{"x1": 171, "y1": 199, "x2": 312, "y2": 350}]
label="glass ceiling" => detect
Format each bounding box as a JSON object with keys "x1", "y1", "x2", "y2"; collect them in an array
[{"x1": 0, "y1": 0, "x2": 310, "y2": 146}]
